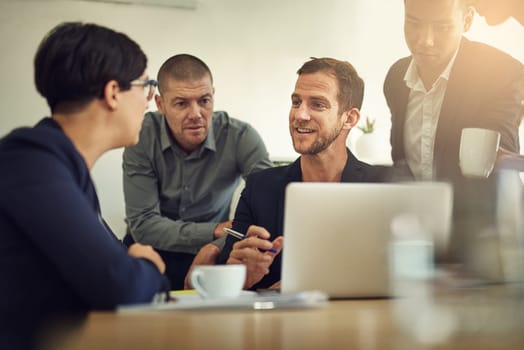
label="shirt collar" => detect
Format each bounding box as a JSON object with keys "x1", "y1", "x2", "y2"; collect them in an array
[
  {"x1": 287, "y1": 148, "x2": 359, "y2": 182},
  {"x1": 159, "y1": 113, "x2": 217, "y2": 154},
  {"x1": 404, "y1": 46, "x2": 459, "y2": 90},
  {"x1": 201, "y1": 119, "x2": 216, "y2": 153},
  {"x1": 160, "y1": 115, "x2": 171, "y2": 151}
]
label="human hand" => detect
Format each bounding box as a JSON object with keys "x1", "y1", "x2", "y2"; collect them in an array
[
  {"x1": 269, "y1": 280, "x2": 281, "y2": 289},
  {"x1": 226, "y1": 225, "x2": 283, "y2": 289},
  {"x1": 128, "y1": 243, "x2": 166, "y2": 274},
  {"x1": 214, "y1": 220, "x2": 233, "y2": 239},
  {"x1": 495, "y1": 146, "x2": 524, "y2": 171},
  {"x1": 183, "y1": 243, "x2": 221, "y2": 289}
]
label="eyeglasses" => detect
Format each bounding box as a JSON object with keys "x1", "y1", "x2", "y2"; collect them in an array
[{"x1": 130, "y1": 79, "x2": 158, "y2": 101}]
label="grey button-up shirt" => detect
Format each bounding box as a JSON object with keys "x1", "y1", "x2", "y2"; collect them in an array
[{"x1": 123, "y1": 111, "x2": 272, "y2": 254}]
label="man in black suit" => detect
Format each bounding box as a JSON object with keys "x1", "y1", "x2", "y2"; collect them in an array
[
  {"x1": 384, "y1": 0, "x2": 524, "y2": 261},
  {"x1": 216, "y1": 58, "x2": 390, "y2": 290}
]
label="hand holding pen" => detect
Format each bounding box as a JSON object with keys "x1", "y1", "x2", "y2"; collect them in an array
[
  {"x1": 225, "y1": 225, "x2": 284, "y2": 289},
  {"x1": 223, "y1": 227, "x2": 277, "y2": 253}
]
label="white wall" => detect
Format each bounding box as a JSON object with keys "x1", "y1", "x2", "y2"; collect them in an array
[{"x1": 1, "y1": 0, "x2": 523, "y2": 236}]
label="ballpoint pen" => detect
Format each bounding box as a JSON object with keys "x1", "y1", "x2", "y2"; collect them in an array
[{"x1": 223, "y1": 227, "x2": 277, "y2": 253}]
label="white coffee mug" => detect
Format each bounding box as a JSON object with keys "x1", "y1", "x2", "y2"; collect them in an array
[
  {"x1": 459, "y1": 128, "x2": 500, "y2": 178},
  {"x1": 190, "y1": 264, "x2": 246, "y2": 299}
]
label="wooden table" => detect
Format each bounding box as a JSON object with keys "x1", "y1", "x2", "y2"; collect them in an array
[{"x1": 50, "y1": 283, "x2": 524, "y2": 350}]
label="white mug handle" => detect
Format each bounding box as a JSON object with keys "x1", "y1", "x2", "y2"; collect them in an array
[{"x1": 190, "y1": 269, "x2": 209, "y2": 298}]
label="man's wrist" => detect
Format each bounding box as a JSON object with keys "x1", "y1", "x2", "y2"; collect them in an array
[{"x1": 210, "y1": 236, "x2": 226, "y2": 250}]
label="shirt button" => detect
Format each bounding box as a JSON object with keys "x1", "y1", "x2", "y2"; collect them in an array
[
  {"x1": 183, "y1": 185, "x2": 189, "y2": 191},
  {"x1": 180, "y1": 207, "x2": 186, "y2": 213}
]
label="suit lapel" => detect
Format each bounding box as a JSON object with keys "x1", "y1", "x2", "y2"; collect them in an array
[
  {"x1": 434, "y1": 38, "x2": 470, "y2": 179},
  {"x1": 342, "y1": 149, "x2": 366, "y2": 182},
  {"x1": 395, "y1": 72, "x2": 410, "y2": 157},
  {"x1": 277, "y1": 159, "x2": 302, "y2": 233},
  {"x1": 390, "y1": 58, "x2": 412, "y2": 161}
]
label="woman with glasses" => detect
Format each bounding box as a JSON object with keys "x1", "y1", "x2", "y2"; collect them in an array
[{"x1": 0, "y1": 22, "x2": 168, "y2": 349}]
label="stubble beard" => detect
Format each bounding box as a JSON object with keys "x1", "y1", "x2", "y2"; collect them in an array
[{"x1": 295, "y1": 121, "x2": 344, "y2": 156}]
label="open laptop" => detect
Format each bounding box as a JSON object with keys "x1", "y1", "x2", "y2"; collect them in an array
[{"x1": 280, "y1": 182, "x2": 453, "y2": 298}]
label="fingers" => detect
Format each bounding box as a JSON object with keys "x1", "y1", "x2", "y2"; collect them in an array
[
  {"x1": 271, "y1": 236, "x2": 284, "y2": 254},
  {"x1": 229, "y1": 230, "x2": 283, "y2": 266},
  {"x1": 128, "y1": 243, "x2": 166, "y2": 274},
  {"x1": 234, "y1": 235, "x2": 275, "y2": 252},
  {"x1": 227, "y1": 251, "x2": 270, "y2": 289},
  {"x1": 184, "y1": 273, "x2": 191, "y2": 290},
  {"x1": 233, "y1": 233, "x2": 283, "y2": 256},
  {"x1": 152, "y1": 253, "x2": 166, "y2": 274},
  {"x1": 127, "y1": 242, "x2": 155, "y2": 258},
  {"x1": 193, "y1": 243, "x2": 220, "y2": 265},
  {"x1": 246, "y1": 225, "x2": 271, "y2": 240},
  {"x1": 228, "y1": 237, "x2": 276, "y2": 277},
  {"x1": 269, "y1": 280, "x2": 281, "y2": 289},
  {"x1": 184, "y1": 244, "x2": 220, "y2": 289},
  {"x1": 229, "y1": 246, "x2": 272, "y2": 266},
  {"x1": 214, "y1": 220, "x2": 233, "y2": 238},
  {"x1": 227, "y1": 226, "x2": 282, "y2": 289}
]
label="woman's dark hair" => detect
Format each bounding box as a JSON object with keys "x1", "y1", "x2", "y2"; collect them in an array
[{"x1": 34, "y1": 22, "x2": 147, "y2": 114}]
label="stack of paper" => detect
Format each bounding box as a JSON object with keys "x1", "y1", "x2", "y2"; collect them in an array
[{"x1": 118, "y1": 290, "x2": 328, "y2": 312}]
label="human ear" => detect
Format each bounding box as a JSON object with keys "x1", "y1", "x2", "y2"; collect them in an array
[
  {"x1": 155, "y1": 94, "x2": 165, "y2": 114},
  {"x1": 463, "y1": 6, "x2": 474, "y2": 32},
  {"x1": 343, "y1": 108, "x2": 360, "y2": 130},
  {"x1": 103, "y1": 80, "x2": 120, "y2": 110}
]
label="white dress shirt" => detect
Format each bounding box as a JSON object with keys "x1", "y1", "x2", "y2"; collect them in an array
[{"x1": 403, "y1": 51, "x2": 458, "y2": 180}]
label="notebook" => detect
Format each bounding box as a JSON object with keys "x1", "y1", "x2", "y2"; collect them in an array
[{"x1": 280, "y1": 182, "x2": 453, "y2": 298}]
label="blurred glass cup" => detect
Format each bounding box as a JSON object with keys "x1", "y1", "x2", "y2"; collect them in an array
[{"x1": 459, "y1": 128, "x2": 500, "y2": 178}]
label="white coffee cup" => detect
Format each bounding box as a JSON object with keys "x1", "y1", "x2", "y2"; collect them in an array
[
  {"x1": 190, "y1": 264, "x2": 246, "y2": 299},
  {"x1": 459, "y1": 128, "x2": 500, "y2": 178}
]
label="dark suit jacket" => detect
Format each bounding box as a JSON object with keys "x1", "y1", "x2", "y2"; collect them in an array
[
  {"x1": 217, "y1": 149, "x2": 389, "y2": 289},
  {"x1": 384, "y1": 37, "x2": 524, "y2": 182},
  {"x1": 384, "y1": 38, "x2": 524, "y2": 261}
]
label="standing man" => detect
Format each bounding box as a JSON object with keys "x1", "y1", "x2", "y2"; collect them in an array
[
  {"x1": 384, "y1": 0, "x2": 524, "y2": 260},
  {"x1": 217, "y1": 58, "x2": 390, "y2": 290},
  {"x1": 123, "y1": 54, "x2": 272, "y2": 289}
]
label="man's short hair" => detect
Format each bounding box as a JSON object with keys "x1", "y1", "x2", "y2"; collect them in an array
[
  {"x1": 403, "y1": 0, "x2": 473, "y2": 11},
  {"x1": 157, "y1": 54, "x2": 213, "y2": 95},
  {"x1": 34, "y1": 22, "x2": 147, "y2": 114},
  {"x1": 297, "y1": 57, "x2": 364, "y2": 112}
]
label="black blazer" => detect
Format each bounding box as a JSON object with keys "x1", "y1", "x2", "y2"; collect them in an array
[
  {"x1": 384, "y1": 39, "x2": 524, "y2": 261},
  {"x1": 384, "y1": 37, "x2": 524, "y2": 182},
  {"x1": 217, "y1": 149, "x2": 389, "y2": 289}
]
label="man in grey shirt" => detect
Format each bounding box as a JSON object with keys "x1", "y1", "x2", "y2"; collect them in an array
[{"x1": 123, "y1": 54, "x2": 272, "y2": 289}]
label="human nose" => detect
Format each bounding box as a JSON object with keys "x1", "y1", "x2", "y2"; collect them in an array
[
  {"x1": 188, "y1": 101, "x2": 202, "y2": 118},
  {"x1": 418, "y1": 24, "x2": 435, "y2": 47},
  {"x1": 294, "y1": 104, "x2": 311, "y2": 121}
]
